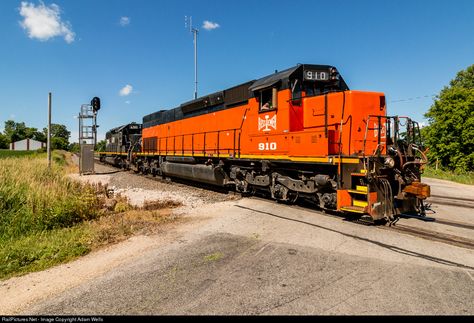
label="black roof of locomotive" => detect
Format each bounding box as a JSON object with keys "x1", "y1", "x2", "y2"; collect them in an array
[
  {"x1": 142, "y1": 64, "x2": 349, "y2": 128},
  {"x1": 106, "y1": 122, "x2": 142, "y2": 136},
  {"x1": 249, "y1": 64, "x2": 349, "y2": 92}
]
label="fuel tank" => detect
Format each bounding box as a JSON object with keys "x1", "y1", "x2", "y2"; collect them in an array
[{"x1": 160, "y1": 161, "x2": 226, "y2": 186}]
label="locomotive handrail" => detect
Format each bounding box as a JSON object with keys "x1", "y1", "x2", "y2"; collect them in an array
[
  {"x1": 145, "y1": 130, "x2": 240, "y2": 154},
  {"x1": 363, "y1": 115, "x2": 384, "y2": 172},
  {"x1": 337, "y1": 91, "x2": 346, "y2": 186},
  {"x1": 143, "y1": 108, "x2": 249, "y2": 158},
  {"x1": 362, "y1": 115, "x2": 418, "y2": 172},
  {"x1": 144, "y1": 129, "x2": 242, "y2": 156}
]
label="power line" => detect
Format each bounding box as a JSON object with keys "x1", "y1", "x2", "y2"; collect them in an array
[{"x1": 389, "y1": 94, "x2": 437, "y2": 103}]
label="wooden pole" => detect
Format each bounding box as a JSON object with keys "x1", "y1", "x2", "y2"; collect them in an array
[{"x1": 47, "y1": 92, "x2": 52, "y2": 169}]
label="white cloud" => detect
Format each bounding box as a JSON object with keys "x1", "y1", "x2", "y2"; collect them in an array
[
  {"x1": 120, "y1": 16, "x2": 130, "y2": 26},
  {"x1": 119, "y1": 84, "x2": 133, "y2": 96},
  {"x1": 19, "y1": 1, "x2": 75, "y2": 44},
  {"x1": 202, "y1": 20, "x2": 220, "y2": 31}
]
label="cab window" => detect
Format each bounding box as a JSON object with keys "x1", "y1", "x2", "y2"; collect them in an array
[
  {"x1": 259, "y1": 88, "x2": 273, "y2": 111},
  {"x1": 291, "y1": 79, "x2": 302, "y2": 100},
  {"x1": 290, "y1": 79, "x2": 302, "y2": 106},
  {"x1": 304, "y1": 82, "x2": 322, "y2": 97}
]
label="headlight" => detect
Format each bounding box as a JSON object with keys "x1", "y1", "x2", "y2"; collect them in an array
[{"x1": 384, "y1": 157, "x2": 395, "y2": 168}]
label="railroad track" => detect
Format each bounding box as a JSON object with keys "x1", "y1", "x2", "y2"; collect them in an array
[
  {"x1": 94, "y1": 160, "x2": 474, "y2": 250},
  {"x1": 244, "y1": 197, "x2": 474, "y2": 250},
  {"x1": 430, "y1": 218, "x2": 474, "y2": 231},
  {"x1": 382, "y1": 223, "x2": 474, "y2": 250},
  {"x1": 295, "y1": 202, "x2": 474, "y2": 250},
  {"x1": 427, "y1": 194, "x2": 474, "y2": 209},
  {"x1": 243, "y1": 195, "x2": 474, "y2": 250}
]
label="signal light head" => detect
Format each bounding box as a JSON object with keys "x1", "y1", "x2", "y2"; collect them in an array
[{"x1": 91, "y1": 97, "x2": 101, "y2": 112}]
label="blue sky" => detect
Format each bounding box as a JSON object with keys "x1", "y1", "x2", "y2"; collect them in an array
[{"x1": 0, "y1": 0, "x2": 473, "y2": 142}]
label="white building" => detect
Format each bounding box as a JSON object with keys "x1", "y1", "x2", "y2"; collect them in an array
[{"x1": 10, "y1": 138, "x2": 46, "y2": 151}]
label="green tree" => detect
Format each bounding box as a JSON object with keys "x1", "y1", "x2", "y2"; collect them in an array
[
  {"x1": 30, "y1": 129, "x2": 46, "y2": 142},
  {"x1": 43, "y1": 124, "x2": 71, "y2": 150},
  {"x1": 4, "y1": 120, "x2": 28, "y2": 143},
  {"x1": 96, "y1": 139, "x2": 106, "y2": 152},
  {"x1": 51, "y1": 137, "x2": 69, "y2": 150},
  {"x1": 449, "y1": 64, "x2": 474, "y2": 89},
  {"x1": 423, "y1": 64, "x2": 474, "y2": 172},
  {"x1": 3, "y1": 120, "x2": 46, "y2": 144},
  {"x1": 0, "y1": 133, "x2": 9, "y2": 149},
  {"x1": 43, "y1": 124, "x2": 70, "y2": 142},
  {"x1": 68, "y1": 142, "x2": 80, "y2": 153}
]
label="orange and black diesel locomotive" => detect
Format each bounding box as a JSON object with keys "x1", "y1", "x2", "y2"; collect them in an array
[{"x1": 100, "y1": 64, "x2": 430, "y2": 223}]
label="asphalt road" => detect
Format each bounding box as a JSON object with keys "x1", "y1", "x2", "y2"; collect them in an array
[{"x1": 24, "y1": 231, "x2": 473, "y2": 315}]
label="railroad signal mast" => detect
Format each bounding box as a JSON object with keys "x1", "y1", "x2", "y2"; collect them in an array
[
  {"x1": 185, "y1": 16, "x2": 199, "y2": 99},
  {"x1": 78, "y1": 97, "x2": 100, "y2": 174}
]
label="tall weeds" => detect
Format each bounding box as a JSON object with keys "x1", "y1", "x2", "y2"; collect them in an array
[
  {"x1": 0, "y1": 155, "x2": 100, "y2": 241},
  {"x1": 0, "y1": 152, "x2": 178, "y2": 280}
]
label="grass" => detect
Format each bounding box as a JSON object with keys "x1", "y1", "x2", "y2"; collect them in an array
[
  {"x1": 422, "y1": 165, "x2": 474, "y2": 185},
  {"x1": 0, "y1": 150, "x2": 39, "y2": 159},
  {"x1": 0, "y1": 151, "x2": 182, "y2": 280},
  {"x1": 0, "y1": 225, "x2": 94, "y2": 278},
  {"x1": 0, "y1": 152, "x2": 100, "y2": 279},
  {"x1": 0, "y1": 209, "x2": 180, "y2": 280},
  {"x1": 204, "y1": 252, "x2": 223, "y2": 262}
]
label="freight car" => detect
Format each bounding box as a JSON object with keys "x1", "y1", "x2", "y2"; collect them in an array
[{"x1": 100, "y1": 64, "x2": 430, "y2": 223}]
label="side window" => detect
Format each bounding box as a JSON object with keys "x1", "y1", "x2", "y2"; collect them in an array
[{"x1": 260, "y1": 88, "x2": 273, "y2": 111}]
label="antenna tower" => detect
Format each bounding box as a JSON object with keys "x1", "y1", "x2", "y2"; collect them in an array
[{"x1": 185, "y1": 16, "x2": 199, "y2": 99}]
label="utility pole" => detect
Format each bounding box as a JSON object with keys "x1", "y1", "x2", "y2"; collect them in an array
[
  {"x1": 193, "y1": 25, "x2": 198, "y2": 99},
  {"x1": 47, "y1": 92, "x2": 52, "y2": 169},
  {"x1": 186, "y1": 16, "x2": 199, "y2": 99}
]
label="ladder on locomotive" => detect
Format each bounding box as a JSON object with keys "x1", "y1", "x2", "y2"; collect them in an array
[{"x1": 340, "y1": 115, "x2": 392, "y2": 215}]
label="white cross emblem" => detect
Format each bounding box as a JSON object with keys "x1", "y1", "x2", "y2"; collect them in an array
[{"x1": 258, "y1": 115, "x2": 277, "y2": 132}]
